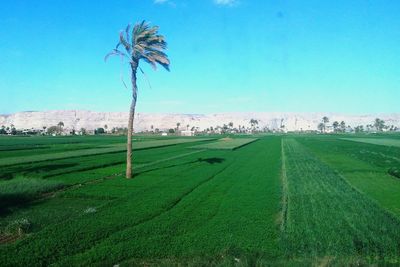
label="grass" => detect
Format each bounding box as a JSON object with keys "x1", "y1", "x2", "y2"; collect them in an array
[
  {"x1": 0, "y1": 177, "x2": 64, "y2": 212},
  {"x1": 389, "y1": 167, "x2": 400, "y2": 178},
  {"x1": 1, "y1": 134, "x2": 400, "y2": 265},
  {"x1": 298, "y1": 136, "x2": 400, "y2": 217},
  {"x1": 341, "y1": 137, "x2": 400, "y2": 147},
  {"x1": 281, "y1": 138, "x2": 400, "y2": 263},
  {"x1": 0, "y1": 136, "x2": 282, "y2": 266},
  {"x1": 189, "y1": 138, "x2": 257, "y2": 150},
  {"x1": 0, "y1": 137, "x2": 214, "y2": 167}
]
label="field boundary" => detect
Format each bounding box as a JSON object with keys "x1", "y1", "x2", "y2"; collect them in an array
[
  {"x1": 189, "y1": 138, "x2": 258, "y2": 150},
  {"x1": 280, "y1": 138, "x2": 289, "y2": 232},
  {"x1": 340, "y1": 137, "x2": 400, "y2": 148}
]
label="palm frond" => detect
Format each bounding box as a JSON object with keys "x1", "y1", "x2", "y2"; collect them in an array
[
  {"x1": 119, "y1": 32, "x2": 131, "y2": 52},
  {"x1": 142, "y1": 55, "x2": 170, "y2": 71},
  {"x1": 133, "y1": 20, "x2": 148, "y2": 42},
  {"x1": 125, "y1": 24, "x2": 131, "y2": 47},
  {"x1": 104, "y1": 49, "x2": 129, "y2": 62},
  {"x1": 108, "y1": 20, "x2": 170, "y2": 71},
  {"x1": 141, "y1": 55, "x2": 157, "y2": 70}
]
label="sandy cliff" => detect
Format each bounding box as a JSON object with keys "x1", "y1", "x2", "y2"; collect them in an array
[{"x1": 1, "y1": 110, "x2": 399, "y2": 132}]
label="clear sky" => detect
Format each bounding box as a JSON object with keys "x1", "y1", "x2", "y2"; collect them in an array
[{"x1": 1, "y1": 0, "x2": 400, "y2": 114}]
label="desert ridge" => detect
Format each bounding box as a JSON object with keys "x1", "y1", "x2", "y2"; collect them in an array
[{"x1": 1, "y1": 110, "x2": 400, "y2": 132}]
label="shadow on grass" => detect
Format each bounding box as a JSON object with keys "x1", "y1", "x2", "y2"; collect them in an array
[
  {"x1": 198, "y1": 157, "x2": 225, "y2": 164},
  {"x1": 0, "y1": 178, "x2": 64, "y2": 216},
  {"x1": 134, "y1": 157, "x2": 225, "y2": 178},
  {"x1": 0, "y1": 194, "x2": 36, "y2": 215},
  {"x1": 24, "y1": 163, "x2": 78, "y2": 173},
  {"x1": 0, "y1": 163, "x2": 79, "y2": 180},
  {"x1": 0, "y1": 145, "x2": 50, "y2": 152}
]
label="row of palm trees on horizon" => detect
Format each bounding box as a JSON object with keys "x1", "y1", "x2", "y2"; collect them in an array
[{"x1": 317, "y1": 116, "x2": 392, "y2": 133}]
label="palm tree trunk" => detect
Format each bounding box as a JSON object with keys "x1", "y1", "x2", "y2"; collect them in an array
[
  {"x1": 126, "y1": 62, "x2": 138, "y2": 179},
  {"x1": 126, "y1": 98, "x2": 136, "y2": 178}
]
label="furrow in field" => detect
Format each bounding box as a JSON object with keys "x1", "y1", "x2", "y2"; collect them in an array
[
  {"x1": 189, "y1": 138, "x2": 258, "y2": 150},
  {"x1": 281, "y1": 138, "x2": 400, "y2": 262},
  {"x1": 280, "y1": 139, "x2": 289, "y2": 232},
  {"x1": 101, "y1": 161, "x2": 235, "y2": 235}
]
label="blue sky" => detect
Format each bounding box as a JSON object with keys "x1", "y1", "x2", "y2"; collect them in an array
[{"x1": 1, "y1": 0, "x2": 400, "y2": 114}]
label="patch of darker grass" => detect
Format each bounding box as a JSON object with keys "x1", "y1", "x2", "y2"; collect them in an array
[
  {"x1": 0, "y1": 177, "x2": 64, "y2": 213},
  {"x1": 388, "y1": 167, "x2": 400, "y2": 179}
]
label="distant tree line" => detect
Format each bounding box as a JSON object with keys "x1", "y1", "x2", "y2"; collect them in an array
[
  {"x1": 1, "y1": 117, "x2": 399, "y2": 136},
  {"x1": 317, "y1": 116, "x2": 398, "y2": 134}
]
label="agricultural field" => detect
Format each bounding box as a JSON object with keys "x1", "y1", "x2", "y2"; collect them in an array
[
  {"x1": 1, "y1": 134, "x2": 400, "y2": 265},
  {"x1": 341, "y1": 137, "x2": 400, "y2": 148},
  {"x1": 189, "y1": 137, "x2": 258, "y2": 150}
]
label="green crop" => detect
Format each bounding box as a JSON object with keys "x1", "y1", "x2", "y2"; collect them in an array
[
  {"x1": 0, "y1": 177, "x2": 64, "y2": 211},
  {"x1": 341, "y1": 137, "x2": 400, "y2": 148},
  {"x1": 297, "y1": 135, "x2": 400, "y2": 217},
  {"x1": 1, "y1": 134, "x2": 400, "y2": 265},
  {"x1": 281, "y1": 138, "x2": 400, "y2": 263},
  {"x1": 189, "y1": 138, "x2": 257, "y2": 150},
  {"x1": 0, "y1": 138, "x2": 214, "y2": 167}
]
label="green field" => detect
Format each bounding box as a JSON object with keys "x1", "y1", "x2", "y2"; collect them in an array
[
  {"x1": 341, "y1": 137, "x2": 400, "y2": 148},
  {"x1": 189, "y1": 137, "x2": 258, "y2": 150},
  {"x1": 1, "y1": 134, "x2": 400, "y2": 265},
  {"x1": 0, "y1": 138, "x2": 215, "y2": 167}
]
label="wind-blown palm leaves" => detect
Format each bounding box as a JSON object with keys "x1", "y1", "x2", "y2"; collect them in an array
[{"x1": 106, "y1": 21, "x2": 170, "y2": 178}]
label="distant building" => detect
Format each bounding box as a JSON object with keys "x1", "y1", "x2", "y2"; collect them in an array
[
  {"x1": 161, "y1": 132, "x2": 168, "y2": 136},
  {"x1": 325, "y1": 125, "x2": 334, "y2": 133},
  {"x1": 180, "y1": 130, "x2": 195, "y2": 136}
]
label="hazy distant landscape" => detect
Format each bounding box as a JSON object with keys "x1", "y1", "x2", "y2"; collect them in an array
[{"x1": 1, "y1": 110, "x2": 400, "y2": 133}]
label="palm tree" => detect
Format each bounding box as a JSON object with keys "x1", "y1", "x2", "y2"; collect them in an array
[
  {"x1": 176, "y1": 122, "x2": 180, "y2": 132},
  {"x1": 374, "y1": 118, "x2": 385, "y2": 132},
  {"x1": 332, "y1": 121, "x2": 339, "y2": 132},
  {"x1": 250, "y1": 119, "x2": 258, "y2": 132},
  {"x1": 322, "y1": 116, "x2": 329, "y2": 133},
  {"x1": 57, "y1": 122, "x2": 64, "y2": 134},
  {"x1": 318, "y1": 123, "x2": 325, "y2": 133},
  {"x1": 340, "y1": 121, "x2": 346, "y2": 132},
  {"x1": 106, "y1": 21, "x2": 170, "y2": 178}
]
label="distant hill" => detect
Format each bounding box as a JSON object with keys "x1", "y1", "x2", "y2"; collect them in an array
[{"x1": 1, "y1": 110, "x2": 400, "y2": 132}]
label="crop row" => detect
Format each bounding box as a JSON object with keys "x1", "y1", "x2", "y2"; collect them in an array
[
  {"x1": 281, "y1": 138, "x2": 400, "y2": 262},
  {"x1": 297, "y1": 136, "x2": 400, "y2": 217},
  {"x1": 189, "y1": 138, "x2": 257, "y2": 150},
  {"x1": 0, "y1": 138, "x2": 214, "y2": 167},
  {"x1": 341, "y1": 137, "x2": 400, "y2": 148}
]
